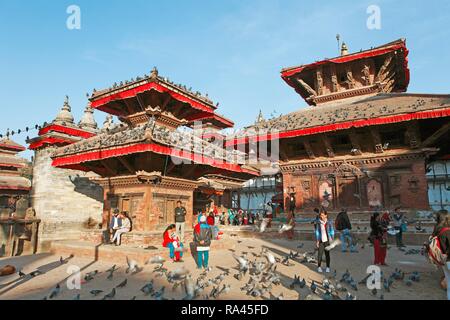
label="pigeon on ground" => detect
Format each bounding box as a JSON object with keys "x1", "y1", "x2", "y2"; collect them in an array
[
  {"x1": 345, "y1": 292, "x2": 356, "y2": 300},
  {"x1": 289, "y1": 275, "x2": 302, "y2": 289},
  {"x1": 106, "y1": 265, "x2": 117, "y2": 273},
  {"x1": 116, "y1": 279, "x2": 128, "y2": 289},
  {"x1": 323, "y1": 290, "x2": 333, "y2": 300},
  {"x1": 90, "y1": 290, "x2": 103, "y2": 296},
  {"x1": 232, "y1": 254, "x2": 249, "y2": 273},
  {"x1": 141, "y1": 281, "x2": 155, "y2": 296},
  {"x1": 310, "y1": 280, "x2": 317, "y2": 294},
  {"x1": 102, "y1": 288, "x2": 116, "y2": 300},
  {"x1": 49, "y1": 284, "x2": 61, "y2": 299},
  {"x1": 126, "y1": 257, "x2": 141, "y2": 274},
  {"x1": 146, "y1": 256, "x2": 166, "y2": 265},
  {"x1": 29, "y1": 270, "x2": 43, "y2": 277}
]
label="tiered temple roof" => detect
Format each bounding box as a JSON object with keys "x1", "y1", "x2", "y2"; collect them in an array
[
  {"x1": 0, "y1": 139, "x2": 31, "y2": 192},
  {"x1": 226, "y1": 39, "x2": 450, "y2": 148},
  {"x1": 28, "y1": 96, "x2": 98, "y2": 150},
  {"x1": 281, "y1": 39, "x2": 410, "y2": 106},
  {"x1": 50, "y1": 69, "x2": 259, "y2": 181},
  {"x1": 226, "y1": 93, "x2": 450, "y2": 145},
  {"x1": 89, "y1": 67, "x2": 234, "y2": 130}
]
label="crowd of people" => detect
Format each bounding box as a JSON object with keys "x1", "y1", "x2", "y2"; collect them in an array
[
  {"x1": 312, "y1": 206, "x2": 449, "y2": 300},
  {"x1": 106, "y1": 200, "x2": 449, "y2": 300}
]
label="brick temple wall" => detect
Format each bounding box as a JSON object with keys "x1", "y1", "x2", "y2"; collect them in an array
[
  {"x1": 31, "y1": 147, "x2": 104, "y2": 250},
  {"x1": 102, "y1": 183, "x2": 194, "y2": 233},
  {"x1": 281, "y1": 152, "x2": 431, "y2": 212}
]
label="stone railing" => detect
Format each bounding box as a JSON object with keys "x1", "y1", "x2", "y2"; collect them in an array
[{"x1": 0, "y1": 218, "x2": 41, "y2": 257}]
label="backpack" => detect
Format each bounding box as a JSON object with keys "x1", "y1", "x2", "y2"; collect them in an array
[{"x1": 424, "y1": 227, "x2": 449, "y2": 267}]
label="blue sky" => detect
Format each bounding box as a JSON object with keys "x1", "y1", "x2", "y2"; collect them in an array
[{"x1": 1, "y1": 0, "x2": 449, "y2": 159}]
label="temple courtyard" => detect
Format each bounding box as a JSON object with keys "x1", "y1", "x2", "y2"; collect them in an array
[{"x1": 0, "y1": 232, "x2": 446, "y2": 300}]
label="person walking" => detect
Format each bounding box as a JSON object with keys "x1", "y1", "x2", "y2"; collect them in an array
[
  {"x1": 432, "y1": 210, "x2": 450, "y2": 300},
  {"x1": 289, "y1": 194, "x2": 296, "y2": 218},
  {"x1": 194, "y1": 216, "x2": 212, "y2": 270},
  {"x1": 335, "y1": 208, "x2": 356, "y2": 253},
  {"x1": 370, "y1": 212, "x2": 388, "y2": 265},
  {"x1": 265, "y1": 202, "x2": 273, "y2": 228},
  {"x1": 314, "y1": 210, "x2": 335, "y2": 273},
  {"x1": 174, "y1": 201, "x2": 187, "y2": 243},
  {"x1": 392, "y1": 207, "x2": 406, "y2": 248}
]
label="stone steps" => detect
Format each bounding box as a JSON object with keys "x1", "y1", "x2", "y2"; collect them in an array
[{"x1": 50, "y1": 236, "x2": 237, "y2": 265}]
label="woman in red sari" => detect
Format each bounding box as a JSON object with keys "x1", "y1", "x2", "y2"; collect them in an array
[{"x1": 370, "y1": 212, "x2": 388, "y2": 265}]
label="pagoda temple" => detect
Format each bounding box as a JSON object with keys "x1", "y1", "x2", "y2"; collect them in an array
[
  {"x1": 0, "y1": 138, "x2": 31, "y2": 211},
  {"x1": 227, "y1": 39, "x2": 450, "y2": 212},
  {"x1": 49, "y1": 68, "x2": 259, "y2": 232}
]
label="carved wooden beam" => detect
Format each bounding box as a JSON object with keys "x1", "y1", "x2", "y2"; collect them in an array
[
  {"x1": 117, "y1": 156, "x2": 135, "y2": 174},
  {"x1": 122, "y1": 99, "x2": 135, "y2": 115},
  {"x1": 314, "y1": 67, "x2": 324, "y2": 96},
  {"x1": 182, "y1": 165, "x2": 199, "y2": 179},
  {"x1": 421, "y1": 121, "x2": 450, "y2": 147},
  {"x1": 100, "y1": 160, "x2": 117, "y2": 176},
  {"x1": 370, "y1": 127, "x2": 384, "y2": 153},
  {"x1": 330, "y1": 65, "x2": 339, "y2": 93},
  {"x1": 303, "y1": 140, "x2": 316, "y2": 159},
  {"x1": 405, "y1": 121, "x2": 421, "y2": 149},
  {"x1": 165, "y1": 161, "x2": 177, "y2": 175},
  {"x1": 348, "y1": 129, "x2": 363, "y2": 155},
  {"x1": 376, "y1": 54, "x2": 394, "y2": 83},
  {"x1": 160, "y1": 94, "x2": 172, "y2": 111},
  {"x1": 320, "y1": 135, "x2": 335, "y2": 158},
  {"x1": 136, "y1": 94, "x2": 146, "y2": 111},
  {"x1": 346, "y1": 67, "x2": 355, "y2": 89},
  {"x1": 296, "y1": 78, "x2": 317, "y2": 97}
]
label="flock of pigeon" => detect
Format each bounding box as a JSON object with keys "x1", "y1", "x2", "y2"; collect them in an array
[{"x1": 9, "y1": 218, "x2": 425, "y2": 301}]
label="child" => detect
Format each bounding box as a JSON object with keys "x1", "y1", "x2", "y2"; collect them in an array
[
  {"x1": 194, "y1": 216, "x2": 212, "y2": 270},
  {"x1": 162, "y1": 224, "x2": 184, "y2": 262}
]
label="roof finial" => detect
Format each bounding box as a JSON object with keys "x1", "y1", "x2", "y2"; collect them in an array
[
  {"x1": 78, "y1": 104, "x2": 98, "y2": 131},
  {"x1": 256, "y1": 110, "x2": 265, "y2": 124},
  {"x1": 341, "y1": 42, "x2": 349, "y2": 56},
  {"x1": 150, "y1": 66, "x2": 159, "y2": 79},
  {"x1": 53, "y1": 96, "x2": 74, "y2": 125}
]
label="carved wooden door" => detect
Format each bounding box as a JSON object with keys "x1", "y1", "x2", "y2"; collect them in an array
[{"x1": 338, "y1": 178, "x2": 360, "y2": 209}]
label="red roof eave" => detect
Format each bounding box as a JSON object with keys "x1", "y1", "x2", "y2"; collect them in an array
[
  {"x1": 0, "y1": 186, "x2": 31, "y2": 191},
  {"x1": 186, "y1": 112, "x2": 234, "y2": 128},
  {"x1": 281, "y1": 42, "x2": 410, "y2": 100},
  {"x1": 0, "y1": 163, "x2": 24, "y2": 169},
  {"x1": 91, "y1": 82, "x2": 215, "y2": 116},
  {"x1": 51, "y1": 143, "x2": 259, "y2": 177},
  {"x1": 225, "y1": 107, "x2": 450, "y2": 146},
  {"x1": 0, "y1": 143, "x2": 26, "y2": 152},
  {"x1": 29, "y1": 137, "x2": 77, "y2": 150},
  {"x1": 38, "y1": 125, "x2": 96, "y2": 139},
  {"x1": 281, "y1": 42, "x2": 408, "y2": 78}
]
